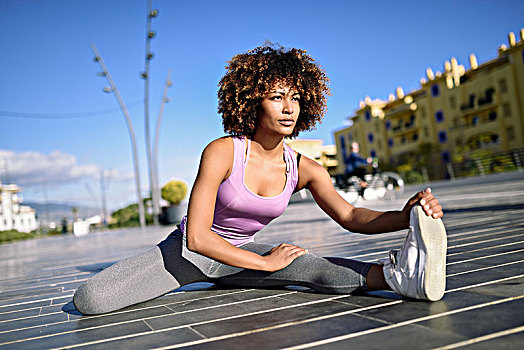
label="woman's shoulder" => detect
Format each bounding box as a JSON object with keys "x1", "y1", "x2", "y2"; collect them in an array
[
  {"x1": 204, "y1": 136, "x2": 236, "y2": 155},
  {"x1": 201, "y1": 136, "x2": 237, "y2": 168},
  {"x1": 298, "y1": 153, "x2": 329, "y2": 179},
  {"x1": 199, "y1": 136, "x2": 236, "y2": 179}
]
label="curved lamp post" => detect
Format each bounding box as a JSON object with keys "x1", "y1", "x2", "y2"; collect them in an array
[{"x1": 90, "y1": 42, "x2": 146, "y2": 229}]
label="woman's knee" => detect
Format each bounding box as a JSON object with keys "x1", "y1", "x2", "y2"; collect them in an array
[{"x1": 73, "y1": 279, "x2": 112, "y2": 315}]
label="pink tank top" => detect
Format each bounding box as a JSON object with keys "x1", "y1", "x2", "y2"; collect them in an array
[{"x1": 181, "y1": 137, "x2": 299, "y2": 246}]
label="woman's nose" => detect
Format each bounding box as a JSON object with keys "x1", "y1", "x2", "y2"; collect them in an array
[{"x1": 282, "y1": 98, "x2": 294, "y2": 114}]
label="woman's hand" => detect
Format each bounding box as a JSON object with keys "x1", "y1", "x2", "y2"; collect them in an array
[
  {"x1": 403, "y1": 187, "x2": 443, "y2": 220},
  {"x1": 263, "y1": 243, "x2": 307, "y2": 272}
]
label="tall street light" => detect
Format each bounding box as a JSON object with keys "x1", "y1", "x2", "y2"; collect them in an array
[
  {"x1": 90, "y1": 42, "x2": 146, "y2": 229},
  {"x1": 141, "y1": 0, "x2": 160, "y2": 225},
  {"x1": 153, "y1": 69, "x2": 173, "y2": 210}
]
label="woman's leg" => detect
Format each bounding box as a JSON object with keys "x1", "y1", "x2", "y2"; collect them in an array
[
  {"x1": 212, "y1": 243, "x2": 373, "y2": 294},
  {"x1": 324, "y1": 257, "x2": 390, "y2": 291},
  {"x1": 73, "y1": 231, "x2": 207, "y2": 315}
]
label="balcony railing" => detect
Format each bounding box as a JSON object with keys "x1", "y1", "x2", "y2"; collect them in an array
[
  {"x1": 460, "y1": 88, "x2": 496, "y2": 112},
  {"x1": 449, "y1": 148, "x2": 524, "y2": 178}
]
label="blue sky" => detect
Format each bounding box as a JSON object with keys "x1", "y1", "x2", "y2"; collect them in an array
[{"x1": 1, "y1": 0, "x2": 523, "y2": 212}]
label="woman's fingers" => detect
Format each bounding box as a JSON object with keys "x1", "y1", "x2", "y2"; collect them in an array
[
  {"x1": 419, "y1": 188, "x2": 443, "y2": 218},
  {"x1": 266, "y1": 243, "x2": 307, "y2": 271},
  {"x1": 404, "y1": 187, "x2": 444, "y2": 219}
]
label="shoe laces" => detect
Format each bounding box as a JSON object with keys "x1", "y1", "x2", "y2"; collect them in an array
[{"x1": 389, "y1": 249, "x2": 400, "y2": 267}]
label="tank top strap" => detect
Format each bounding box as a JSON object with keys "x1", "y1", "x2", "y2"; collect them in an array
[
  {"x1": 283, "y1": 142, "x2": 299, "y2": 185},
  {"x1": 230, "y1": 136, "x2": 245, "y2": 177},
  {"x1": 244, "y1": 137, "x2": 251, "y2": 165}
]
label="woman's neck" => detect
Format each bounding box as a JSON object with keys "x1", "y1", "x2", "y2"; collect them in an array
[{"x1": 250, "y1": 131, "x2": 286, "y2": 160}]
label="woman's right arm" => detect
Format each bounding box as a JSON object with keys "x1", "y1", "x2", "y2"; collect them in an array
[{"x1": 185, "y1": 138, "x2": 305, "y2": 272}]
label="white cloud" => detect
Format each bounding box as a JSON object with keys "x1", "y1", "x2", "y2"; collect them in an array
[{"x1": 0, "y1": 150, "x2": 133, "y2": 187}]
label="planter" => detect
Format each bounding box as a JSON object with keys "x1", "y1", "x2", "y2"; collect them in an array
[{"x1": 161, "y1": 204, "x2": 187, "y2": 225}]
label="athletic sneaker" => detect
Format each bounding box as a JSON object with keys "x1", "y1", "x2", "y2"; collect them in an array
[{"x1": 382, "y1": 205, "x2": 447, "y2": 301}]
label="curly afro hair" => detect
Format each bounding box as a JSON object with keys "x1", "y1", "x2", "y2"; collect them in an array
[{"x1": 218, "y1": 42, "x2": 330, "y2": 138}]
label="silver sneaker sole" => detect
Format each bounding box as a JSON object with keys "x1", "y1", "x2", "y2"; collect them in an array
[{"x1": 412, "y1": 205, "x2": 447, "y2": 301}]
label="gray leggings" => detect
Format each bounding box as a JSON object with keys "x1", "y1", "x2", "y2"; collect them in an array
[{"x1": 73, "y1": 230, "x2": 372, "y2": 315}]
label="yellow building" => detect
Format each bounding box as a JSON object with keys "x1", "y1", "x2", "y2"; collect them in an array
[
  {"x1": 285, "y1": 139, "x2": 338, "y2": 174},
  {"x1": 334, "y1": 29, "x2": 524, "y2": 178}
]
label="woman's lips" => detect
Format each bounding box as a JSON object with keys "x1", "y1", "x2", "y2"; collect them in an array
[{"x1": 279, "y1": 119, "x2": 294, "y2": 126}]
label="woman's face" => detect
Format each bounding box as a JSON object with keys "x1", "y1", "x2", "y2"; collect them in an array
[{"x1": 255, "y1": 83, "x2": 301, "y2": 137}]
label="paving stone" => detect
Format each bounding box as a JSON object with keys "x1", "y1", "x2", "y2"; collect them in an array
[
  {"x1": 0, "y1": 320, "x2": 151, "y2": 350},
  {"x1": 311, "y1": 322, "x2": 467, "y2": 349},
  {"x1": 0, "y1": 299, "x2": 51, "y2": 314},
  {"x1": 457, "y1": 331, "x2": 524, "y2": 350},
  {"x1": 0, "y1": 311, "x2": 68, "y2": 332},
  {"x1": 416, "y1": 296, "x2": 524, "y2": 339},
  {"x1": 74, "y1": 327, "x2": 204, "y2": 349},
  {"x1": 185, "y1": 313, "x2": 385, "y2": 349},
  {"x1": 0, "y1": 307, "x2": 41, "y2": 322},
  {"x1": 356, "y1": 290, "x2": 500, "y2": 325},
  {"x1": 145, "y1": 291, "x2": 297, "y2": 330},
  {"x1": 192, "y1": 298, "x2": 389, "y2": 338}
]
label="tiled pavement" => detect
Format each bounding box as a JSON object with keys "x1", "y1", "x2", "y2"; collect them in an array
[{"x1": 0, "y1": 172, "x2": 523, "y2": 349}]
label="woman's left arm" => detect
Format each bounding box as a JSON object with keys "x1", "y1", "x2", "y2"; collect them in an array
[{"x1": 298, "y1": 156, "x2": 443, "y2": 234}]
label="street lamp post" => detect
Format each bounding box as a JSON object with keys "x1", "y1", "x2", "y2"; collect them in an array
[
  {"x1": 142, "y1": 0, "x2": 161, "y2": 225},
  {"x1": 152, "y1": 69, "x2": 173, "y2": 211},
  {"x1": 90, "y1": 42, "x2": 146, "y2": 229}
]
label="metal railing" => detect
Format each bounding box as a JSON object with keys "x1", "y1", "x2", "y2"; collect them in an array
[
  {"x1": 448, "y1": 148, "x2": 524, "y2": 178},
  {"x1": 399, "y1": 148, "x2": 524, "y2": 184}
]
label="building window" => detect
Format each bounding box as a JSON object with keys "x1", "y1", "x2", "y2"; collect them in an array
[
  {"x1": 438, "y1": 131, "x2": 447, "y2": 143},
  {"x1": 489, "y1": 111, "x2": 497, "y2": 121},
  {"x1": 442, "y1": 151, "x2": 450, "y2": 163},
  {"x1": 472, "y1": 115, "x2": 479, "y2": 126},
  {"x1": 405, "y1": 114, "x2": 415, "y2": 128},
  {"x1": 449, "y1": 96, "x2": 456, "y2": 109},
  {"x1": 388, "y1": 138, "x2": 393, "y2": 147},
  {"x1": 453, "y1": 118, "x2": 460, "y2": 129},
  {"x1": 499, "y1": 79, "x2": 507, "y2": 93},
  {"x1": 368, "y1": 133, "x2": 374, "y2": 143},
  {"x1": 413, "y1": 133, "x2": 419, "y2": 141},
  {"x1": 401, "y1": 136, "x2": 406, "y2": 144},
  {"x1": 435, "y1": 110, "x2": 444, "y2": 123},
  {"x1": 507, "y1": 126, "x2": 515, "y2": 140},
  {"x1": 370, "y1": 150, "x2": 376, "y2": 158},
  {"x1": 503, "y1": 103, "x2": 511, "y2": 117},
  {"x1": 385, "y1": 120, "x2": 391, "y2": 130},
  {"x1": 431, "y1": 84, "x2": 440, "y2": 97},
  {"x1": 365, "y1": 110, "x2": 371, "y2": 121}
]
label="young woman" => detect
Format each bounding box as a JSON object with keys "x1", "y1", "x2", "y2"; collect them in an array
[{"x1": 73, "y1": 44, "x2": 447, "y2": 315}]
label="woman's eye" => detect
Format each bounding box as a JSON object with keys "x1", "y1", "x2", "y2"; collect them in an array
[
  {"x1": 270, "y1": 96, "x2": 282, "y2": 100},
  {"x1": 292, "y1": 96, "x2": 301, "y2": 102}
]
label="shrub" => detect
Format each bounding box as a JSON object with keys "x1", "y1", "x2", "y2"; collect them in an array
[
  {"x1": 0, "y1": 230, "x2": 37, "y2": 244},
  {"x1": 161, "y1": 180, "x2": 188, "y2": 206},
  {"x1": 406, "y1": 171, "x2": 424, "y2": 184}
]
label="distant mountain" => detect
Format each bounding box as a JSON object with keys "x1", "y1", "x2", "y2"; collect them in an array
[{"x1": 24, "y1": 202, "x2": 101, "y2": 225}]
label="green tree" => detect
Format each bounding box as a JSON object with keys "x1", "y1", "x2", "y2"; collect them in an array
[{"x1": 110, "y1": 201, "x2": 154, "y2": 227}]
